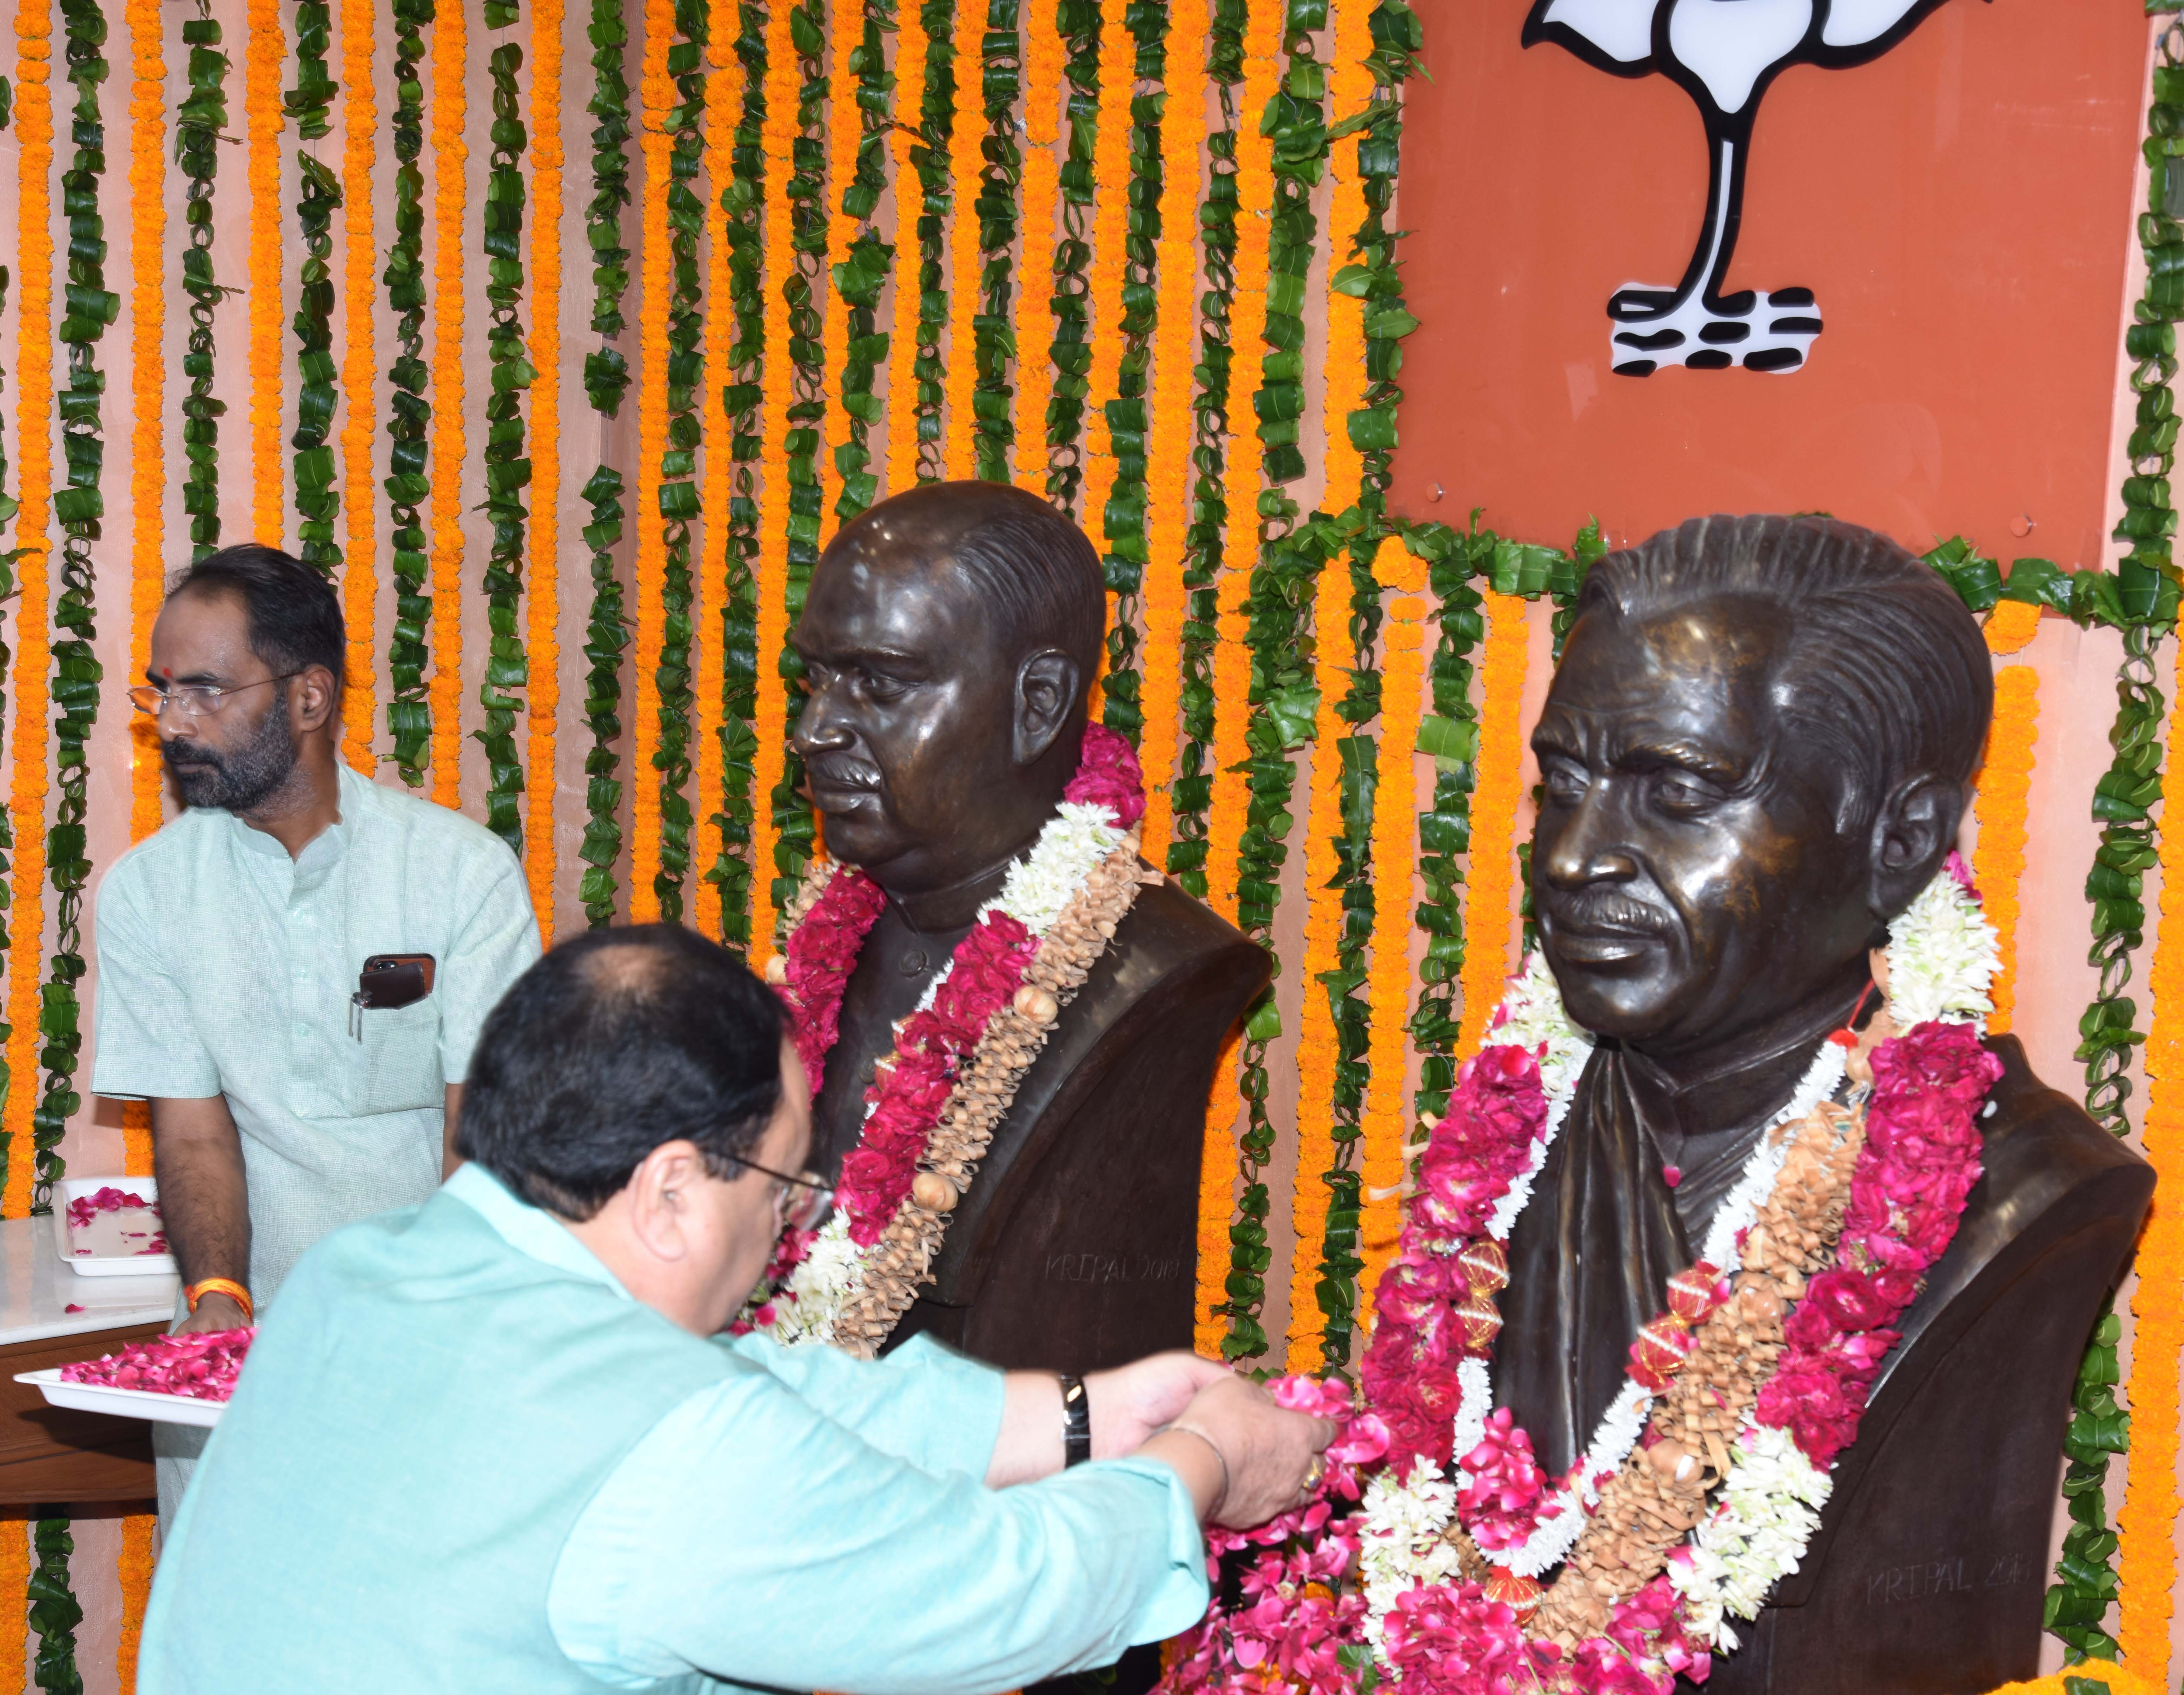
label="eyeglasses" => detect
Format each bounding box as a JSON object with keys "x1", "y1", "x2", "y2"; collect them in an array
[
  {"x1": 127, "y1": 673, "x2": 304, "y2": 721},
  {"x1": 724, "y1": 1152, "x2": 833, "y2": 1233}
]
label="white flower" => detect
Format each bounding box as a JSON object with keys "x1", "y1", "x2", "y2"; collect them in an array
[
  {"x1": 1883, "y1": 868, "x2": 1998, "y2": 1030},
  {"x1": 1358, "y1": 1466, "x2": 1460, "y2": 1638},
  {"x1": 991, "y1": 806, "x2": 1124, "y2": 936},
  {"x1": 754, "y1": 1213, "x2": 863, "y2": 1345},
  {"x1": 1681, "y1": 1423, "x2": 1834, "y2": 1638},
  {"x1": 1490, "y1": 953, "x2": 1594, "y2": 1098}
]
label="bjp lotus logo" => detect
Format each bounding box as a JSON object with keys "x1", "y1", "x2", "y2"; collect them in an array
[{"x1": 1523, "y1": 0, "x2": 1962, "y2": 375}]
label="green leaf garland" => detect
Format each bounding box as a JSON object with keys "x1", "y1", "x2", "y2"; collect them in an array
[
  {"x1": 1092, "y1": 0, "x2": 1163, "y2": 745},
  {"x1": 702, "y1": 0, "x2": 769, "y2": 948},
  {"x1": 1214, "y1": 0, "x2": 1333, "y2": 1362},
  {"x1": 827, "y1": 0, "x2": 896, "y2": 529},
  {"x1": 383, "y1": 0, "x2": 437, "y2": 784},
  {"x1": 174, "y1": 1, "x2": 228, "y2": 563},
  {"x1": 578, "y1": 0, "x2": 634, "y2": 924},
  {"x1": 760, "y1": 0, "x2": 831, "y2": 915},
  {"x1": 969, "y1": 0, "x2": 1019, "y2": 481},
  {"x1": 29, "y1": 1515, "x2": 80, "y2": 1695},
  {"x1": 1162, "y1": 0, "x2": 1243, "y2": 895},
  {"x1": 478, "y1": 31, "x2": 536, "y2": 856},
  {"x1": 35, "y1": 0, "x2": 116, "y2": 1214},
  {"x1": 904, "y1": 0, "x2": 957, "y2": 484},
  {"x1": 1043, "y1": 0, "x2": 1097, "y2": 513},
  {"x1": 285, "y1": 0, "x2": 342, "y2": 579},
  {"x1": 648, "y1": 0, "x2": 712, "y2": 921}
]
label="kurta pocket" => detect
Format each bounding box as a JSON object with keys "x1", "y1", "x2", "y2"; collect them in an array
[{"x1": 346, "y1": 998, "x2": 444, "y2": 1116}]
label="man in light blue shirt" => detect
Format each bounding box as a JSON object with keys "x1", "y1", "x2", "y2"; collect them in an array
[
  {"x1": 141, "y1": 924, "x2": 1331, "y2": 1692},
  {"x1": 91, "y1": 544, "x2": 542, "y2": 1516}
]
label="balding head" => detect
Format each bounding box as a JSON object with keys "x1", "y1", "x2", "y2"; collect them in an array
[
  {"x1": 790, "y1": 482, "x2": 1106, "y2": 894},
  {"x1": 454, "y1": 925, "x2": 788, "y2": 1219}
]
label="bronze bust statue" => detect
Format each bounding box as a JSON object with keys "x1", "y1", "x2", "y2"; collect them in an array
[
  {"x1": 790, "y1": 480, "x2": 1270, "y2": 1371},
  {"x1": 1504, "y1": 514, "x2": 2152, "y2": 1692}
]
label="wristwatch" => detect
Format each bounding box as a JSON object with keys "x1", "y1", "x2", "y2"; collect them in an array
[{"x1": 1059, "y1": 1373, "x2": 1091, "y2": 1467}]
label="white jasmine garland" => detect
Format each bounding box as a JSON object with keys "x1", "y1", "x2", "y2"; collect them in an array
[
  {"x1": 1356, "y1": 1465, "x2": 1464, "y2": 1643},
  {"x1": 1881, "y1": 862, "x2": 1999, "y2": 1030},
  {"x1": 1668, "y1": 1423, "x2": 1834, "y2": 1649},
  {"x1": 750, "y1": 804, "x2": 1129, "y2": 1348}
]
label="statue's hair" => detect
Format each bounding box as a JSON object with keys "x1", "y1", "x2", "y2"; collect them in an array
[
  {"x1": 941, "y1": 483, "x2": 1106, "y2": 676},
  {"x1": 1573, "y1": 515, "x2": 1994, "y2": 830}
]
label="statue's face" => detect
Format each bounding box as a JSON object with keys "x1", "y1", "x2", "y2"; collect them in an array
[
  {"x1": 1529, "y1": 597, "x2": 1876, "y2": 1055},
  {"x1": 790, "y1": 535, "x2": 1029, "y2": 895}
]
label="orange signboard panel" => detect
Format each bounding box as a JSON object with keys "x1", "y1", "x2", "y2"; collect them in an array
[{"x1": 1390, "y1": 1, "x2": 2150, "y2": 565}]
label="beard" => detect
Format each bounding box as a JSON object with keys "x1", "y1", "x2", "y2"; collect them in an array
[{"x1": 162, "y1": 696, "x2": 300, "y2": 813}]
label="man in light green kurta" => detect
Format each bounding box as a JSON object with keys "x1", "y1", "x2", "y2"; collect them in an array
[
  {"x1": 141, "y1": 924, "x2": 1333, "y2": 1691},
  {"x1": 90, "y1": 545, "x2": 541, "y2": 1516}
]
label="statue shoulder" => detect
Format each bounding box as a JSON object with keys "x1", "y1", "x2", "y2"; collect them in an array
[
  {"x1": 1973, "y1": 1033, "x2": 2151, "y2": 1207},
  {"x1": 1104, "y1": 869, "x2": 1272, "y2": 995},
  {"x1": 1868, "y1": 1030, "x2": 2151, "y2": 1396}
]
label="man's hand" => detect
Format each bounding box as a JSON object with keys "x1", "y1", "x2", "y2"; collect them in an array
[
  {"x1": 174, "y1": 1291, "x2": 249, "y2": 1335},
  {"x1": 1140, "y1": 1374, "x2": 1335, "y2": 1529},
  {"x1": 1084, "y1": 1352, "x2": 1229, "y2": 1459}
]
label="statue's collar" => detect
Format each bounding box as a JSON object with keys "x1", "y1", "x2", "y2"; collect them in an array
[{"x1": 879, "y1": 860, "x2": 1014, "y2": 934}]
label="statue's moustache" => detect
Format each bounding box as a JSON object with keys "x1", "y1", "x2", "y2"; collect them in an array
[
  {"x1": 806, "y1": 752, "x2": 882, "y2": 792},
  {"x1": 1537, "y1": 888, "x2": 1672, "y2": 937}
]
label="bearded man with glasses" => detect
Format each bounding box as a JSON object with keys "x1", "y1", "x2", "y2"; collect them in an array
[{"x1": 91, "y1": 543, "x2": 542, "y2": 1522}]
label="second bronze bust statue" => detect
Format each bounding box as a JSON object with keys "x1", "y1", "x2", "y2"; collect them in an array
[
  {"x1": 1511, "y1": 515, "x2": 2150, "y2": 1693},
  {"x1": 790, "y1": 480, "x2": 1268, "y2": 1370}
]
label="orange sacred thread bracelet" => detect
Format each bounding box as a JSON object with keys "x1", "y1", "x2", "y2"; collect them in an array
[{"x1": 185, "y1": 1278, "x2": 253, "y2": 1325}]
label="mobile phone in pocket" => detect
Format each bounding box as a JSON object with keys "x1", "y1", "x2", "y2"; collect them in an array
[{"x1": 350, "y1": 953, "x2": 437, "y2": 1039}]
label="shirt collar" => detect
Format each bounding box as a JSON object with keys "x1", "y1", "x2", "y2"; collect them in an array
[
  {"x1": 219, "y1": 761, "x2": 361, "y2": 868},
  {"x1": 442, "y1": 1162, "x2": 634, "y2": 1299}
]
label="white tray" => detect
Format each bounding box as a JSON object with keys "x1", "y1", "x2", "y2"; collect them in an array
[
  {"x1": 52, "y1": 1176, "x2": 175, "y2": 1278},
  {"x1": 13, "y1": 1367, "x2": 225, "y2": 1428}
]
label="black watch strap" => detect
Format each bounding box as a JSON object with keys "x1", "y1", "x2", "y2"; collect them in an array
[{"x1": 1059, "y1": 1373, "x2": 1091, "y2": 1467}]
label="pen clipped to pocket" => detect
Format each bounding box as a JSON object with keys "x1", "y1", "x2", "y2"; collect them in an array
[{"x1": 349, "y1": 953, "x2": 436, "y2": 1041}]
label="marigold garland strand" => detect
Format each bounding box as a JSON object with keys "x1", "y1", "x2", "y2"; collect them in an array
[
  {"x1": 1358, "y1": 577, "x2": 1428, "y2": 1312},
  {"x1": 1456, "y1": 588, "x2": 1529, "y2": 1055},
  {"x1": 428, "y1": 0, "x2": 468, "y2": 808},
  {"x1": 338, "y1": 0, "x2": 378, "y2": 769},
  {"x1": 628, "y1": 0, "x2": 676, "y2": 921},
  {"x1": 940, "y1": 0, "x2": 982, "y2": 480},
  {"x1": 244, "y1": 0, "x2": 283, "y2": 541},
  {"x1": 527, "y1": 0, "x2": 565, "y2": 935},
  {"x1": 1285, "y1": 550, "x2": 1354, "y2": 1372},
  {"x1": 125, "y1": 0, "x2": 163, "y2": 848},
  {"x1": 1013, "y1": 1, "x2": 1060, "y2": 496},
  {"x1": 748, "y1": 0, "x2": 799, "y2": 961},
  {"x1": 1974, "y1": 664, "x2": 2038, "y2": 1036},
  {"x1": 4, "y1": 0, "x2": 54, "y2": 1220},
  {"x1": 695, "y1": 11, "x2": 741, "y2": 941},
  {"x1": 0, "y1": 1519, "x2": 26, "y2": 1694},
  {"x1": 820, "y1": 0, "x2": 861, "y2": 540},
  {"x1": 1134, "y1": 0, "x2": 1204, "y2": 857},
  {"x1": 117, "y1": 1510, "x2": 154, "y2": 1692},
  {"x1": 2124, "y1": 698, "x2": 2184, "y2": 1677},
  {"x1": 883, "y1": 2, "x2": 927, "y2": 499}
]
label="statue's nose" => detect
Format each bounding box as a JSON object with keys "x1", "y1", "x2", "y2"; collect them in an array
[
  {"x1": 791, "y1": 680, "x2": 856, "y2": 754},
  {"x1": 1540, "y1": 780, "x2": 1639, "y2": 887}
]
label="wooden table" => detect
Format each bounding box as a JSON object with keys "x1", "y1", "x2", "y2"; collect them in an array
[{"x1": 0, "y1": 1212, "x2": 177, "y2": 1506}]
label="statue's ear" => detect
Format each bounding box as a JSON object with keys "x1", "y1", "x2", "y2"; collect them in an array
[
  {"x1": 1013, "y1": 648, "x2": 1081, "y2": 767},
  {"x1": 1866, "y1": 771, "x2": 1965, "y2": 921}
]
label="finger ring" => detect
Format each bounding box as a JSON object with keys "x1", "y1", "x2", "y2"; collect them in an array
[{"x1": 1302, "y1": 1454, "x2": 1327, "y2": 1495}]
